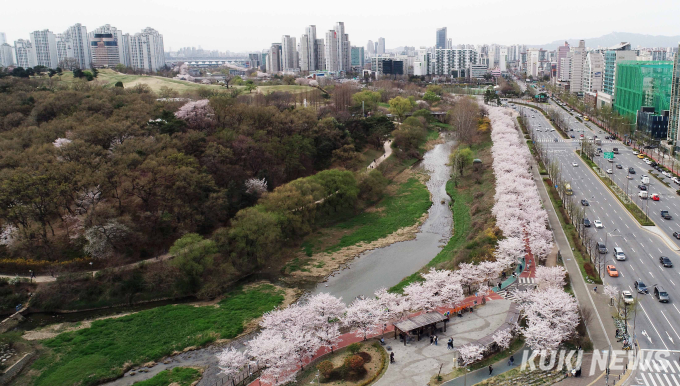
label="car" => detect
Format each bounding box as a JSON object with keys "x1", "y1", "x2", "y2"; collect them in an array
[
  {"x1": 654, "y1": 285, "x2": 669, "y2": 303},
  {"x1": 570, "y1": 135, "x2": 575, "y2": 138},
  {"x1": 607, "y1": 158, "x2": 614, "y2": 163},
  {"x1": 594, "y1": 220, "x2": 603, "y2": 228},
  {"x1": 638, "y1": 185, "x2": 647, "y2": 191},
  {"x1": 606, "y1": 169, "x2": 613, "y2": 174},
  {"x1": 660, "y1": 256, "x2": 673, "y2": 267},
  {"x1": 644, "y1": 159, "x2": 652, "y2": 165},
  {"x1": 673, "y1": 231, "x2": 680, "y2": 239},
  {"x1": 583, "y1": 218, "x2": 591, "y2": 227},
  {"x1": 606, "y1": 265, "x2": 619, "y2": 277},
  {"x1": 531, "y1": 115, "x2": 535, "y2": 118},
  {"x1": 651, "y1": 161, "x2": 657, "y2": 167},
  {"x1": 621, "y1": 291, "x2": 634, "y2": 304},
  {"x1": 587, "y1": 137, "x2": 592, "y2": 140},
  {"x1": 661, "y1": 210, "x2": 672, "y2": 220},
  {"x1": 652, "y1": 193, "x2": 660, "y2": 201},
  {"x1": 626, "y1": 175, "x2": 633, "y2": 179},
  {"x1": 663, "y1": 171, "x2": 672, "y2": 178},
  {"x1": 553, "y1": 138, "x2": 558, "y2": 142},
  {"x1": 581, "y1": 199, "x2": 589, "y2": 206},
  {"x1": 637, "y1": 154, "x2": 645, "y2": 159},
  {"x1": 635, "y1": 280, "x2": 649, "y2": 294},
  {"x1": 629, "y1": 168, "x2": 636, "y2": 174},
  {"x1": 572, "y1": 162, "x2": 578, "y2": 167},
  {"x1": 633, "y1": 151, "x2": 639, "y2": 155},
  {"x1": 597, "y1": 241, "x2": 607, "y2": 254},
  {"x1": 616, "y1": 164, "x2": 622, "y2": 169}
]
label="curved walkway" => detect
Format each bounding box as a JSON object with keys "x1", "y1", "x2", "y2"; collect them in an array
[{"x1": 367, "y1": 139, "x2": 393, "y2": 171}]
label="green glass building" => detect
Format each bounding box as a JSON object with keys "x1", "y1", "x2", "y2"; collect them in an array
[{"x1": 613, "y1": 61, "x2": 673, "y2": 121}]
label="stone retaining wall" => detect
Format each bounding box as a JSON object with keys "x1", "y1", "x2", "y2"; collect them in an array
[{"x1": 0, "y1": 352, "x2": 35, "y2": 385}]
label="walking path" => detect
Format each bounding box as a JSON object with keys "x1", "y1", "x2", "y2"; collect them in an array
[
  {"x1": 367, "y1": 140, "x2": 393, "y2": 170},
  {"x1": 441, "y1": 346, "x2": 529, "y2": 386}
]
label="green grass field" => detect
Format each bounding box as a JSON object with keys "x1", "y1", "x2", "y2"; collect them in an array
[
  {"x1": 133, "y1": 367, "x2": 201, "y2": 386},
  {"x1": 31, "y1": 285, "x2": 284, "y2": 386},
  {"x1": 325, "y1": 178, "x2": 431, "y2": 253},
  {"x1": 257, "y1": 85, "x2": 314, "y2": 94}
]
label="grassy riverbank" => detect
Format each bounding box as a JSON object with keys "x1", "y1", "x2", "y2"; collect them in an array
[
  {"x1": 133, "y1": 367, "x2": 202, "y2": 386},
  {"x1": 27, "y1": 285, "x2": 284, "y2": 386}
]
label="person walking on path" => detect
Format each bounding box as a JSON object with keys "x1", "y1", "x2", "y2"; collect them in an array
[
  {"x1": 434, "y1": 335, "x2": 438, "y2": 346},
  {"x1": 489, "y1": 365, "x2": 493, "y2": 375},
  {"x1": 390, "y1": 352, "x2": 394, "y2": 363},
  {"x1": 510, "y1": 355, "x2": 514, "y2": 366},
  {"x1": 593, "y1": 286, "x2": 597, "y2": 293},
  {"x1": 430, "y1": 335, "x2": 434, "y2": 345},
  {"x1": 447, "y1": 338, "x2": 453, "y2": 350}
]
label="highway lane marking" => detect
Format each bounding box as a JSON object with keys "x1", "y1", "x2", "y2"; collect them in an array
[
  {"x1": 673, "y1": 304, "x2": 680, "y2": 317},
  {"x1": 671, "y1": 279, "x2": 676, "y2": 286},
  {"x1": 650, "y1": 272, "x2": 655, "y2": 279},
  {"x1": 662, "y1": 311, "x2": 680, "y2": 342}
]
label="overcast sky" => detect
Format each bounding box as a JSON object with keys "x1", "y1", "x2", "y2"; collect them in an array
[{"x1": 2, "y1": 0, "x2": 680, "y2": 52}]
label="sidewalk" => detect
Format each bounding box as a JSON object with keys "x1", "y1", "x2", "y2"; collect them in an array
[
  {"x1": 367, "y1": 140, "x2": 393, "y2": 170},
  {"x1": 441, "y1": 346, "x2": 529, "y2": 386}
]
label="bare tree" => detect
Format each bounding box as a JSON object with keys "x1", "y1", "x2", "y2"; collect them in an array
[
  {"x1": 59, "y1": 57, "x2": 80, "y2": 71},
  {"x1": 450, "y1": 97, "x2": 480, "y2": 144}
]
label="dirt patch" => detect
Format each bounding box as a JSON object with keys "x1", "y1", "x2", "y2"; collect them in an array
[
  {"x1": 425, "y1": 136, "x2": 445, "y2": 151},
  {"x1": 22, "y1": 312, "x2": 133, "y2": 341},
  {"x1": 288, "y1": 211, "x2": 428, "y2": 281}
]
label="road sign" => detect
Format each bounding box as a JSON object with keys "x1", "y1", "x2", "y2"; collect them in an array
[{"x1": 604, "y1": 152, "x2": 614, "y2": 159}]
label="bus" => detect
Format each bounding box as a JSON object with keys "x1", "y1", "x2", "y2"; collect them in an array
[{"x1": 565, "y1": 183, "x2": 573, "y2": 196}]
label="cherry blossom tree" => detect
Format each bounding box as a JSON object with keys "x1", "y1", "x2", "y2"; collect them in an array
[
  {"x1": 458, "y1": 344, "x2": 485, "y2": 367},
  {"x1": 404, "y1": 268, "x2": 464, "y2": 312},
  {"x1": 535, "y1": 266, "x2": 567, "y2": 289},
  {"x1": 305, "y1": 293, "x2": 345, "y2": 351},
  {"x1": 604, "y1": 284, "x2": 619, "y2": 306},
  {"x1": 519, "y1": 287, "x2": 579, "y2": 352},
  {"x1": 83, "y1": 220, "x2": 130, "y2": 259},
  {"x1": 53, "y1": 137, "x2": 72, "y2": 148},
  {"x1": 492, "y1": 328, "x2": 513, "y2": 350},
  {"x1": 343, "y1": 297, "x2": 381, "y2": 340},
  {"x1": 374, "y1": 288, "x2": 410, "y2": 332},
  {"x1": 217, "y1": 347, "x2": 249, "y2": 378},
  {"x1": 245, "y1": 177, "x2": 268, "y2": 196},
  {"x1": 175, "y1": 99, "x2": 215, "y2": 129}
]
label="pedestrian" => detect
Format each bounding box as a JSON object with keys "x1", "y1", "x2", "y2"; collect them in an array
[
  {"x1": 390, "y1": 352, "x2": 395, "y2": 363},
  {"x1": 434, "y1": 335, "x2": 438, "y2": 346},
  {"x1": 498, "y1": 282, "x2": 502, "y2": 289},
  {"x1": 502, "y1": 271, "x2": 506, "y2": 279},
  {"x1": 430, "y1": 335, "x2": 434, "y2": 345},
  {"x1": 594, "y1": 286, "x2": 597, "y2": 293},
  {"x1": 447, "y1": 338, "x2": 453, "y2": 350},
  {"x1": 489, "y1": 365, "x2": 493, "y2": 375},
  {"x1": 510, "y1": 355, "x2": 514, "y2": 366}
]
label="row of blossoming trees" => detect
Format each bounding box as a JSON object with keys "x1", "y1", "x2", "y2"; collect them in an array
[{"x1": 217, "y1": 106, "x2": 580, "y2": 385}]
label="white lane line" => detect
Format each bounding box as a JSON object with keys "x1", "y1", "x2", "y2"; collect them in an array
[
  {"x1": 650, "y1": 271, "x2": 655, "y2": 279},
  {"x1": 639, "y1": 302, "x2": 669, "y2": 349},
  {"x1": 662, "y1": 311, "x2": 680, "y2": 341}
]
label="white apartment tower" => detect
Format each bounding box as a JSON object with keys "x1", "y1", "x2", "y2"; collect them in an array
[
  {"x1": 14, "y1": 39, "x2": 35, "y2": 68},
  {"x1": 377, "y1": 37, "x2": 385, "y2": 55},
  {"x1": 125, "y1": 27, "x2": 165, "y2": 72},
  {"x1": 334, "y1": 22, "x2": 350, "y2": 72},
  {"x1": 0, "y1": 43, "x2": 14, "y2": 67},
  {"x1": 64, "y1": 23, "x2": 91, "y2": 69},
  {"x1": 367, "y1": 40, "x2": 374, "y2": 57},
  {"x1": 527, "y1": 49, "x2": 540, "y2": 78},
  {"x1": 499, "y1": 47, "x2": 508, "y2": 72},
  {"x1": 325, "y1": 30, "x2": 339, "y2": 72},
  {"x1": 300, "y1": 25, "x2": 317, "y2": 71},
  {"x1": 29, "y1": 30, "x2": 58, "y2": 68},
  {"x1": 569, "y1": 40, "x2": 586, "y2": 93}
]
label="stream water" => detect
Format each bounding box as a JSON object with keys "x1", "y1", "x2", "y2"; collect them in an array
[{"x1": 101, "y1": 136, "x2": 455, "y2": 386}]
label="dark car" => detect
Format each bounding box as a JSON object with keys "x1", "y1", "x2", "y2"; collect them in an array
[
  {"x1": 629, "y1": 168, "x2": 636, "y2": 174},
  {"x1": 638, "y1": 185, "x2": 647, "y2": 191},
  {"x1": 635, "y1": 280, "x2": 648, "y2": 294},
  {"x1": 651, "y1": 161, "x2": 658, "y2": 167},
  {"x1": 661, "y1": 211, "x2": 672, "y2": 220},
  {"x1": 571, "y1": 135, "x2": 575, "y2": 138},
  {"x1": 616, "y1": 164, "x2": 623, "y2": 169},
  {"x1": 654, "y1": 285, "x2": 669, "y2": 303},
  {"x1": 581, "y1": 199, "x2": 589, "y2": 206},
  {"x1": 660, "y1": 256, "x2": 673, "y2": 267},
  {"x1": 583, "y1": 218, "x2": 591, "y2": 227},
  {"x1": 597, "y1": 242, "x2": 607, "y2": 254},
  {"x1": 674, "y1": 231, "x2": 680, "y2": 240}
]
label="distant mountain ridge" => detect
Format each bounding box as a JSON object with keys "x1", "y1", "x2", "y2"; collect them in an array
[{"x1": 529, "y1": 32, "x2": 680, "y2": 50}]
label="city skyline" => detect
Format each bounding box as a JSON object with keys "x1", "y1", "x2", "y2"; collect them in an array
[{"x1": 2, "y1": 0, "x2": 680, "y2": 52}]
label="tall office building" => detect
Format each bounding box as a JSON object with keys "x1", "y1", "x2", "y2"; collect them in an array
[
  {"x1": 499, "y1": 47, "x2": 507, "y2": 72},
  {"x1": 556, "y1": 42, "x2": 570, "y2": 81},
  {"x1": 14, "y1": 39, "x2": 34, "y2": 68},
  {"x1": 351, "y1": 46, "x2": 364, "y2": 68},
  {"x1": 29, "y1": 30, "x2": 58, "y2": 68},
  {"x1": 90, "y1": 24, "x2": 128, "y2": 68},
  {"x1": 436, "y1": 27, "x2": 447, "y2": 49},
  {"x1": 582, "y1": 51, "x2": 604, "y2": 93},
  {"x1": 367, "y1": 40, "x2": 374, "y2": 57},
  {"x1": 568, "y1": 40, "x2": 586, "y2": 93},
  {"x1": 0, "y1": 43, "x2": 14, "y2": 67},
  {"x1": 324, "y1": 30, "x2": 339, "y2": 72},
  {"x1": 125, "y1": 27, "x2": 165, "y2": 72},
  {"x1": 669, "y1": 43, "x2": 680, "y2": 145},
  {"x1": 281, "y1": 35, "x2": 298, "y2": 71},
  {"x1": 527, "y1": 49, "x2": 541, "y2": 78},
  {"x1": 0, "y1": 33, "x2": 6, "y2": 45},
  {"x1": 377, "y1": 38, "x2": 385, "y2": 55}
]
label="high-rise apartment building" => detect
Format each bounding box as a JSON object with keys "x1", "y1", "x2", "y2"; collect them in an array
[
  {"x1": 267, "y1": 43, "x2": 282, "y2": 73},
  {"x1": 568, "y1": 40, "x2": 586, "y2": 93},
  {"x1": 582, "y1": 51, "x2": 604, "y2": 93},
  {"x1": 125, "y1": 27, "x2": 165, "y2": 72},
  {"x1": 29, "y1": 30, "x2": 58, "y2": 68},
  {"x1": 429, "y1": 48, "x2": 479, "y2": 77},
  {"x1": 669, "y1": 43, "x2": 680, "y2": 145},
  {"x1": 63, "y1": 23, "x2": 90, "y2": 69},
  {"x1": 300, "y1": 25, "x2": 318, "y2": 72},
  {"x1": 0, "y1": 43, "x2": 14, "y2": 67},
  {"x1": 315, "y1": 39, "x2": 325, "y2": 71},
  {"x1": 14, "y1": 39, "x2": 34, "y2": 68},
  {"x1": 436, "y1": 27, "x2": 447, "y2": 49},
  {"x1": 324, "y1": 30, "x2": 339, "y2": 72},
  {"x1": 377, "y1": 38, "x2": 385, "y2": 55},
  {"x1": 527, "y1": 49, "x2": 541, "y2": 78},
  {"x1": 90, "y1": 24, "x2": 129, "y2": 68},
  {"x1": 499, "y1": 47, "x2": 507, "y2": 72},
  {"x1": 281, "y1": 35, "x2": 298, "y2": 71},
  {"x1": 367, "y1": 40, "x2": 374, "y2": 57},
  {"x1": 0, "y1": 33, "x2": 6, "y2": 45},
  {"x1": 334, "y1": 22, "x2": 350, "y2": 72}
]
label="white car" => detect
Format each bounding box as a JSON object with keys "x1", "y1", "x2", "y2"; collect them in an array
[
  {"x1": 663, "y1": 171, "x2": 671, "y2": 178},
  {"x1": 531, "y1": 115, "x2": 535, "y2": 118},
  {"x1": 633, "y1": 151, "x2": 639, "y2": 155},
  {"x1": 572, "y1": 162, "x2": 578, "y2": 167},
  {"x1": 622, "y1": 290, "x2": 634, "y2": 304},
  {"x1": 644, "y1": 159, "x2": 652, "y2": 165},
  {"x1": 606, "y1": 169, "x2": 613, "y2": 174},
  {"x1": 594, "y1": 220, "x2": 604, "y2": 228}
]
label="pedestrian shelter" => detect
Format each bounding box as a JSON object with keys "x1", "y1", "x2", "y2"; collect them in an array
[{"x1": 394, "y1": 312, "x2": 448, "y2": 341}]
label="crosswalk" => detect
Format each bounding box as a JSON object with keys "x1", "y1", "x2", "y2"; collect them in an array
[
  {"x1": 518, "y1": 277, "x2": 535, "y2": 284},
  {"x1": 633, "y1": 354, "x2": 680, "y2": 386}
]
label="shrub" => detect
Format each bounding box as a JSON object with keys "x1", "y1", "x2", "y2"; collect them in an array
[
  {"x1": 344, "y1": 354, "x2": 365, "y2": 371},
  {"x1": 317, "y1": 360, "x2": 334, "y2": 379},
  {"x1": 347, "y1": 342, "x2": 361, "y2": 354}
]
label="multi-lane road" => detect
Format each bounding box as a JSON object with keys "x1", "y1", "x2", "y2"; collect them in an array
[{"x1": 515, "y1": 100, "x2": 680, "y2": 361}]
